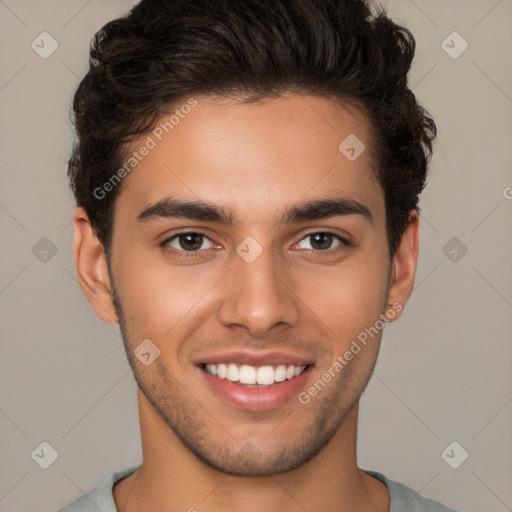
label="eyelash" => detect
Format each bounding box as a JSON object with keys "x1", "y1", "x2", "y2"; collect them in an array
[{"x1": 160, "y1": 231, "x2": 351, "y2": 259}]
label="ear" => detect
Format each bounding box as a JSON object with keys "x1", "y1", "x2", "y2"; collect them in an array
[
  {"x1": 385, "y1": 210, "x2": 419, "y2": 322},
  {"x1": 73, "y1": 207, "x2": 118, "y2": 324}
]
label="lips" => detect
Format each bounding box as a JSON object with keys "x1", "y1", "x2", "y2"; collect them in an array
[
  {"x1": 195, "y1": 351, "x2": 315, "y2": 411},
  {"x1": 196, "y1": 350, "x2": 313, "y2": 368}
]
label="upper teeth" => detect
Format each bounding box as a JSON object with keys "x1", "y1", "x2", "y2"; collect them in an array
[{"x1": 205, "y1": 363, "x2": 306, "y2": 385}]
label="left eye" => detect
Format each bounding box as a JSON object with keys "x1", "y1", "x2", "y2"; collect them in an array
[
  {"x1": 296, "y1": 232, "x2": 346, "y2": 251},
  {"x1": 164, "y1": 232, "x2": 215, "y2": 252}
]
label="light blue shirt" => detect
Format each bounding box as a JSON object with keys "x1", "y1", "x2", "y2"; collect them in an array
[{"x1": 58, "y1": 463, "x2": 461, "y2": 512}]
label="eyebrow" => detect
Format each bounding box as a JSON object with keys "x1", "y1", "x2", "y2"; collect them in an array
[{"x1": 136, "y1": 195, "x2": 372, "y2": 226}]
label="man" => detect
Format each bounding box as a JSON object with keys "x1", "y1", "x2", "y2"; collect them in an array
[{"x1": 59, "y1": 0, "x2": 461, "y2": 510}]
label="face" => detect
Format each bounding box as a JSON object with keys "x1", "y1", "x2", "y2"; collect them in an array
[{"x1": 76, "y1": 93, "x2": 417, "y2": 476}]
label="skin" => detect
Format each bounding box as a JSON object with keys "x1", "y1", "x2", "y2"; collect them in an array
[{"x1": 73, "y1": 93, "x2": 419, "y2": 512}]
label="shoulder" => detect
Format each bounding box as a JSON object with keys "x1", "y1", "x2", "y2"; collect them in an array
[
  {"x1": 362, "y1": 469, "x2": 463, "y2": 512},
  {"x1": 57, "y1": 463, "x2": 142, "y2": 512}
]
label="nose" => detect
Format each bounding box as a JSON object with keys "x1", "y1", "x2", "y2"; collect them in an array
[{"x1": 217, "y1": 246, "x2": 300, "y2": 337}]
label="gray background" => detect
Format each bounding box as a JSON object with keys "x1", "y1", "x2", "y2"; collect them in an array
[{"x1": 0, "y1": 0, "x2": 511, "y2": 510}]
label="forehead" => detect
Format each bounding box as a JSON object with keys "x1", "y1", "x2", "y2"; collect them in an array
[{"x1": 115, "y1": 93, "x2": 384, "y2": 224}]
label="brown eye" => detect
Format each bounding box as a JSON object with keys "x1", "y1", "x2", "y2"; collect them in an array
[
  {"x1": 297, "y1": 232, "x2": 347, "y2": 251},
  {"x1": 310, "y1": 233, "x2": 334, "y2": 250},
  {"x1": 163, "y1": 232, "x2": 214, "y2": 252}
]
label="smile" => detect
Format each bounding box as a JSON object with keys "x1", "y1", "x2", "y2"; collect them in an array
[
  {"x1": 199, "y1": 362, "x2": 313, "y2": 411},
  {"x1": 204, "y1": 363, "x2": 307, "y2": 386}
]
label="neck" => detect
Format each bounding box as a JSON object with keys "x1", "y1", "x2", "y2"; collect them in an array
[{"x1": 114, "y1": 388, "x2": 389, "y2": 512}]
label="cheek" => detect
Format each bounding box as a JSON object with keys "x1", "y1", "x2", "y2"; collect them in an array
[
  {"x1": 302, "y1": 256, "x2": 389, "y2": 345},
  {"x1": 113, "y1": 250, "x2": 219, "y2": 339}
]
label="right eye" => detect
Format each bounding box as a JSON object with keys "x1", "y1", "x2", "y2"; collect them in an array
[{"x1": 161, "y1": 231, "x2": 218, "y2": 257}]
